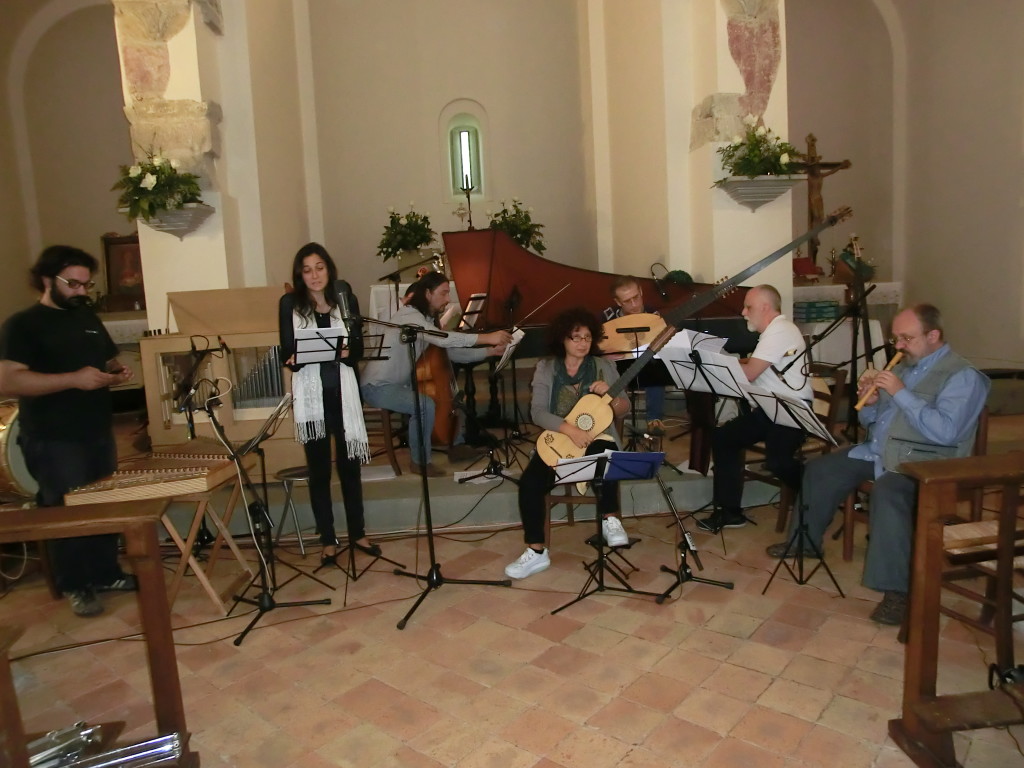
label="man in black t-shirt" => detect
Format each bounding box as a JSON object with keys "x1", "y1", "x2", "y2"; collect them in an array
[{"x1": 0, "y1": 246, "x2": 134, "y2": 617}]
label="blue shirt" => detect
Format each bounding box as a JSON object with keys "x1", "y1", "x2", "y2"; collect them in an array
[{"x1": 849, "y1": 344, "x2": 988, "y2": 478}]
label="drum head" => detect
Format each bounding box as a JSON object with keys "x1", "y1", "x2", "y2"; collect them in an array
[{"x1": 0, "y1": 407, "x2": 38, "y2": 498}]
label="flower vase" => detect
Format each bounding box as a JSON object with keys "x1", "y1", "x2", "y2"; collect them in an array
[
  {"x1": 718, "y1": 175, "x2": 804, "y2": 211},
  {"x1": 144, "y1": 203, "x2": 216, "y2": 238}
]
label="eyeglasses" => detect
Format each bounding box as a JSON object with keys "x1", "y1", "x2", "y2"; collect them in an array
[
  {"x1": 888, "y1": 333, "x2": 923, "y2": 345},
  {"x1": 569, "y1": 335, "x2": 593, "y2": 344},
  {"x1": 56, "y1": 275, "x2": 96, "y2": 291}
]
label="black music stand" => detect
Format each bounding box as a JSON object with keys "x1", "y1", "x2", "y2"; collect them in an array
[
  {"x1": 291, "y1": 329, "x2": 408, "y2": 595},
  {"x1": 376, "y1": 319, "x2": 511, "y2": 629},
  {"x1": 614, "y1": 356, "x2": 675, "y2": 452},
  {"x1": 552, "y1": 451, "x2": 664, "y2": 614},
  {"x1": 755, "y1": 391, "x2": 844, "y2": 596}
]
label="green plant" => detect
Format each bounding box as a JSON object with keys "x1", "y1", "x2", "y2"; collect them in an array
[
  {"x1": 112, "y1": 152, "x2": 203, "y2": 221},
  {"x1": 715, "y1": 116, "x2": 800, "y2": 183},
  {"x1": 377, "y1": 205, "x2": 436, "y2": 260},
  {"x1": 487, "y1": 198, "x2": 545, "y2": 254}
]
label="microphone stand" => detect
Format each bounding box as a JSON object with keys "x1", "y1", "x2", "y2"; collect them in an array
[
  {"x1": 179, "y1": 387, "x2": 332, "y2": 647},
  {"x1": 364, "y1": 316, "x2": 512, "y2": 628}
]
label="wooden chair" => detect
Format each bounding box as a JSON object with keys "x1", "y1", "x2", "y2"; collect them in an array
[
  {"x1": 542, "y1": 414, "x2": 625, "y2": 546},
  {"x1": 362, "y1": 405, "x2": 403, "y2": 475},
  {"x1": 841, "y1": 406, "x2": 989, "y2": 561},
  {"x1": 744, "y1": 363, "x2": 847, "y2": 532},
  {"x1": 936, "y1": 504, "x2": 1024, "y2": 651}
]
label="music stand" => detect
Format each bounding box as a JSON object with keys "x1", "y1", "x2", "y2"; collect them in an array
[
  {"x1": 293, "y1": 325, "x2": 347, "y2": 363},
  {"x1": 551, "y1": 451, "x2": 665, "y2": 614},
  {"x1": 755, "y1": 390, "x2": 845, "y2": 596},
  {"x1": 367, "y1": 318, "x2": 512, "y2": 629},
  {"x1": 614, "y1": 355, "x2": 675, "y2": 452}
]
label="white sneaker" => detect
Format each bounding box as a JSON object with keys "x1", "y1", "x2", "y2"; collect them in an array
[
  {"x1": 505, "y1": 547, "x2": 550, "y2": 579},
  {"x1": 602, "y1": 517, "x2": 629, "y2": 547}
]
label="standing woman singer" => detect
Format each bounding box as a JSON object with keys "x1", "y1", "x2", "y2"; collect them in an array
[{"x1": 279, "y1": 242, "x2": 381, "y2": 565}]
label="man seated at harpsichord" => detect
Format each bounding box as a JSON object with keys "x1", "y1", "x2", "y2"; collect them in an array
[{"x1": 0, "y1": 246, "x2": 136, "y2": 617}]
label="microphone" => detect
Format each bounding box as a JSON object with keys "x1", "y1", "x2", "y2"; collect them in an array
[
  {"x1": 650, "y1": 265, "x2": 669, "y2": 300},
  {"x1": 335, "y1": 279, "x2": 356, "y2": 326},
  {"x1": 218, "y1": 335, "x2": 230, "y2": 354}
]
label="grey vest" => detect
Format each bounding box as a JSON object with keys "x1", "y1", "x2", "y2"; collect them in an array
[{"x1": 876, "y1": 349, "x2": 987, "y2": 472}]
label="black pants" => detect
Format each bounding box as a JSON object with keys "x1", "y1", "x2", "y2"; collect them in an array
[
  {"x1": 517, "y1": 439, "x2": 618, "y2": 546},
  {"x1": 711, "y1": 408, "x2": 805, "y2": 512},
  {"x1": 20, "y1": 432, "x2": 121, "y2": 593},
  {"x1": 302, "y1": 389, "x2": 366, "y2": 545}
]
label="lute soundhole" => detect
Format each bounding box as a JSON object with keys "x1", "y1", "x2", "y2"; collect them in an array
[{"x1": 575, "y1": 413, "x2": 595, "y2": 431}]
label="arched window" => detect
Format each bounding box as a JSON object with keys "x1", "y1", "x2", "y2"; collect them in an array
[{"x1": 447, "y1": 114, "x2": 483, "y2": 196}]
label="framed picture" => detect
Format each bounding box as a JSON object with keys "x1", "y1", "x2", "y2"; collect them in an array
[{"x1": 101, "y1": 232, "x2": 145, "y2": 311}]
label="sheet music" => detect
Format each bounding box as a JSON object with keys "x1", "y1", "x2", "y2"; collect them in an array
[
  {"x1": 659, "y1": 329, "x2": 728, "y2": 355},
  {"x1": 553, "y1": 451, "x2": 613, "y2": 484},
  {"x1": 747, "y1": 387, "x2": 836, "y2": 444},
  {"x1": 294, "y1": 326, "x2": 347, "y2": 363},
  {"x1": 658, "y1": 348, "x2": 751, "y2": 402},
  {"x1": 494, "y1": 327, "x2": 525, "y2": 373},
  {"x1": 457, "y1": 293, "x2": 488, "y2": 330}
]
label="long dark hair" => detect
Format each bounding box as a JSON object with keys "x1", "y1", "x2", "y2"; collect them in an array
[
  {"x1": 407, "y1": 271, "x2": 449, "y2": 317},
  {"x1": 290, "y1": 242, "x2": 339, "y2": 316},
  {"x1": 547, "y1": 307, "x2": 602, "y2": 358},
  {"x1": 30, "y1": 245, "x2": 97, "y2": 292}
]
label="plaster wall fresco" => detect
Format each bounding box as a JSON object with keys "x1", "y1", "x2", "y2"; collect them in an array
[
  {"x1": 691, "y1": 0, "x2": 781, "y2": 149},
  {"x1": 112, "y1": 0, "x2": 218, "y2": 177}
]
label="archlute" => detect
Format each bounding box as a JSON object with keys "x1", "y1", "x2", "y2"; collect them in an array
[{"x1": 536, "y1": 207, "x2": 854, "y2": 466}]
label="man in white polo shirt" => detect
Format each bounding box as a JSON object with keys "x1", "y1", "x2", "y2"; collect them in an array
[{"x1": 698, "y1": 284, "x2": 812, "y2": 532}]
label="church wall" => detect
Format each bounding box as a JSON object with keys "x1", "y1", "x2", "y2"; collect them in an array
[
  {"x1": 0, "y1": 1, "x2": 38, "y2": 321},
  {"x1": 786, "y1": 0, "x2": 894, "y2": 279},
  {"x1": 0, "y1": 1, "x2": 128, "y2": 320},
  {"x1": 603, "y1": 0, "x2": 670, "y2": 279},
  {"x1": 241, "y1": 1, "x2": 310, "y2": 289},
  {"x1": 305, "y1": 0, "x2": 592, "y2": 300},
  {"x1": 893, "y1": 0, "x2": 1024, "y2": 370}
]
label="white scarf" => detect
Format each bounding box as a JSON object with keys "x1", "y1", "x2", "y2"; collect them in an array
[{"x1": 290, "y1": 307, "x2": 370, "y2": 463}]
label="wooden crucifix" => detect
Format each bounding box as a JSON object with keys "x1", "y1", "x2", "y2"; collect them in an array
[{"x1": 791, "y1": 134, "x2": 851, "y2": 263}]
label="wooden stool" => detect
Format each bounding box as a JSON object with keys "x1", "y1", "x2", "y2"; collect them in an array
[
  {"x1": 543, "y1": 485, "x2": 587, "y2": 545},
  {"x1": 274, "y1": 465, "x2": 313, "y2": 555},
  {"x1": 363, "y1": 406, "x2": 402, "y2": 475}
]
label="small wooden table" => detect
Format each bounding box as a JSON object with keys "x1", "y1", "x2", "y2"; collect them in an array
[
  {"x1": 0, "y1": 499, "x2": 196, "y2": 767},
  {"x1": 890, "y1": 452, "x2": 1024, "y2": 768}
]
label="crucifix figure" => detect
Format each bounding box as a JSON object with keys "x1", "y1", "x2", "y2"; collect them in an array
[{"x1": 791, "y1": 134, "x2": 851, "y2": 263}]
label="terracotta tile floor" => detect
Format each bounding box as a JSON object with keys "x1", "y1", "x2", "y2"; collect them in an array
[{"x1": 4, "y1": 417, "x2": 1024, "y2": 767}]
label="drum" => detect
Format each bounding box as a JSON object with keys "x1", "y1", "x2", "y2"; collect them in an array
[{"x1": 0, "y1": 403, "x2": 38, "y2": 498}]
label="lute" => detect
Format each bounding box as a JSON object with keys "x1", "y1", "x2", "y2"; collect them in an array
[{"x1": 536, "y1": 207, "x2": 854, "y2": 466}]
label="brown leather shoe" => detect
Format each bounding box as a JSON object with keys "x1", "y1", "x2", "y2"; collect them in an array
[
  {"x1": 411, "y1": 462, "x2": 444, "y2": 478},
  {"x1": 869, "y1": 591, "x2": 907, "y2": 626},
  {"x1": 448, "y1": 444, "x2": 483, "y2": 462}
]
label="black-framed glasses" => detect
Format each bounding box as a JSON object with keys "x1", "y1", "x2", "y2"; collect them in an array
[{"x1": 55, "y1": 275, "x2": 96, "y2": 291}]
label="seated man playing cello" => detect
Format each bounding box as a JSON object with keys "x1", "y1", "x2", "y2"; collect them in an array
[
  {"x1": 361, "y1": 272, "x2": 511, "y2": 476},
  {"x1": 603, "y1": 276, "x2": 668, "y2": 435},
  {"x1": 505, "y1": 307, "x2": 631, "y2": 580}
]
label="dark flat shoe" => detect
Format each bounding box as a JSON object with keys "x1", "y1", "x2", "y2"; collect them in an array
[
  {"x1": 354, "y1": 541, "x2": 382, "y2": 558},
  {"x1": 320, "y1": 545, "x2": 339, "y2": 566}
]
